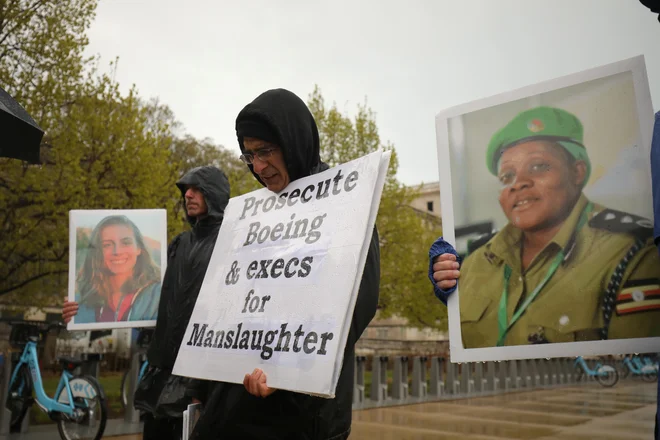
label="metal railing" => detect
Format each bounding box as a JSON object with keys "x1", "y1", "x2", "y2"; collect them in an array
[{"x1": 352, "y1": 355, "x2": 618, "y2": 410}]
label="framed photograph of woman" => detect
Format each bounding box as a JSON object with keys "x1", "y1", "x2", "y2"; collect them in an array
[
  {"x1": 435, "y1": 55, "x2": 660, "y2": 362},
  {"x1": 67, "y1": 209, "x2": 167, "y2": 330}
]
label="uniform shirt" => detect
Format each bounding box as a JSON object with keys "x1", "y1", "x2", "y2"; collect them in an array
[{"x1": 459, "y1": 194, "x2": 660, "y2": 348}]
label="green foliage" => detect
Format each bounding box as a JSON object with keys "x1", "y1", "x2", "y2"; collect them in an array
[
  {"x1": 0, "y1": 1, "x2": 445, "y2": 331},
  {"x1": 0, "y1": 0, "x2": 253, "y2": 306},
  {"x1": 140, "y1": 100, "x2": 261, "y2": 232},
  {"x1": 0, "y1": 0, "x2": 98, "y2": 118},
  {"x1": 0, "y1": 73, "x2": 179, "y2": 304},
  {"x1": 0, "y1": 0, "x2": 102, "y2": 304},
  {"x1": 308, "y1": 86, "x2": 447, "y2": 330},
  {"x1": 166, "y1": 134, "x2": 261, "y2": 231}
]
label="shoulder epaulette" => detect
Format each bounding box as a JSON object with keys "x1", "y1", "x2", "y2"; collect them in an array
[
  {"x1": 467, "y1": 232, "x2": 497, "y2": 256},
  {"x1": 588, "y1": 208, "x2": 653, "y2": 241}
]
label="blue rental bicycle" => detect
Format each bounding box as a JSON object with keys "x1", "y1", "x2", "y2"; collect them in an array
[
  {"x1": 5, "y1": 321, "x2": 108, "y2": 440},
  {"x1": 574, "y1": 356, "x2": 619, "y2": 387},
  {"x1": 120, "y1": 358, "x2": 149, "y2": 409},
  {"x1": 622, "y1": 355, "x2": 658, "y2": 382},
  {"x1": 120, "y1": 328, "x2": 152, "y2": 409},
  {"x1": 634, "y1": 356, "x2": 658, "y2": 373}
]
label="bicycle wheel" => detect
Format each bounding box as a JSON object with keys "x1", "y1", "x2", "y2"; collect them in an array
[
  {"x1": 617, "y1": 365, "x2": 630, "y2": 380},
  {"x1": 6, "y1": 365, "x2": 32, "y2": 431},
  {"x1": 641, "y1": 370, "x2": 658, "y2": 383},
  {"x1": 595, "y1": 364, "x2": 619, "y2": 387},
  {"x1": 56, "y1": 375, "x2": 107, "y2": 440},
  {"x1": 120, "y1": 369, "x2": 130, "y2": 409}
]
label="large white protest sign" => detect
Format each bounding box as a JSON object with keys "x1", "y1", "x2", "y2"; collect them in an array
[{"x1": 173, "y1": 150, "x2": 390, "y2": 397}]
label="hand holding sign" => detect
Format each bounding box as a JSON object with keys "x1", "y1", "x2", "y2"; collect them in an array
[
  {"x1": 243, "y1": 368, "x2": 276, "y2": 398},
  {"x1": 432, "y1": 254, "x2": 461, "y2": 290}
]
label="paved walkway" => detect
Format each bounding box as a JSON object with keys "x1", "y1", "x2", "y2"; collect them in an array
[
  {"x1": 350, "y1": 382, "x2": 657, "y2": 439},
  {"x1": 31, "y1": 381, "x2": 660, "y2": 439}
]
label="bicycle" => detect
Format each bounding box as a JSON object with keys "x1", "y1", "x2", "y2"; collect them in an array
[
  {"x1": 634, "y1": 356, "x2": 658, "y2": 372},
  {"x1": 641, "y1": 356, "x2": 658, "y2": 367},
  {"x1": 574, "y1": 356, "x2": 619, "y2": 387},
  {"x1": 617, "y1": 355, "x2": 631, "y2": 379},
  {"x1": 623, "y1": 356, "x2": 658, "y2": 382},
  {"x1": 642, "y1": 357, "x2": 660, "y2": 376},
  {"x1": 120, "y1": 327, "x2": 153, "y2": 409},
  {"x1": 120, "y1": 356, "x2": 149, "y2": 409},
  {"x1": 5, "y1": 321, "x2": 108, "y2": 440}
]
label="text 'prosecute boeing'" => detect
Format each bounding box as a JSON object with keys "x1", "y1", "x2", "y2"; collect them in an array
[{"x1": 239, "y1": 169, "x2": 360, "y2": 247}]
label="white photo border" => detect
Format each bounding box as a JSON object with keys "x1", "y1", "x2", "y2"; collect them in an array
[
  {"x1": 67, "y1": 209, "x2": 168, "y2": 330},
  {"x1": 435, "y1": 55, "x2": 658, "y2": 363}
]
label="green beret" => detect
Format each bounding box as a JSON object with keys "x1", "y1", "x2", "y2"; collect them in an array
[{"x1": 486, "y1": 106, "x2": 591, "y2": 184}]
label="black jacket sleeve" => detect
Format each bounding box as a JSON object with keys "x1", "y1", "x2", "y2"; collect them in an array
[
  {"x1": 185, "y1": 378, "x2": 210, "y2": 403},
  {"x1": 146, "y1": 232, "x2": 184, "y2": 368}
]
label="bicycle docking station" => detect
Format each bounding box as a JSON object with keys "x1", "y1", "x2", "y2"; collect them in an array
[
  {"x1": 0, "y1": 352, "x2": 20, "y2": 438},
  {"x1": 123, "y1": 328, "x2": 154, "y2": 426},
  {"x1": 0, "y1": 323, "x2": 40, "y2": 437},
  {"x1": 78, "y1": 353, "x2": 102, "y2": 379},
  {"x1": 123, "y1": 351, "x2": 143, "y2": 425}
]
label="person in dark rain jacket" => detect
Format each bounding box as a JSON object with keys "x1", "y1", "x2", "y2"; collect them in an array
[
  {"x1": 63, "y1": 165, "x2": 231, "y2": 440},
  {"x1": 186, "y1": 88, "x2": 381, "y2": 440}
]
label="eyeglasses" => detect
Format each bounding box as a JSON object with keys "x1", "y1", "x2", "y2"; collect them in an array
[{"x1": 240, "y1": 147, "x2": 278, "y2": 165}]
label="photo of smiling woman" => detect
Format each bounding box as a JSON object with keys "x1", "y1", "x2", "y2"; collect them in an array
[
  {"x1": 70, "y1": 212, "x2": 166, "y2": 328},
  {"x1": 455, "y1": 104, "x2": 660, "y2": 348}
]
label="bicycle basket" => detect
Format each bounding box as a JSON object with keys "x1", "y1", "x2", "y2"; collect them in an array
[{"x1": 9, "y1": 322, "x2": 44, "y2": 349}]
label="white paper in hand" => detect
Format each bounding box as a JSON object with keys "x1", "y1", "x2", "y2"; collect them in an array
[{"x1": 182, "y1": 403, "x2": 202, "y2": 440}]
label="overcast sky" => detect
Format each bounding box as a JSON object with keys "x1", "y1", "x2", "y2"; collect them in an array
[{"x1": 84, "y1": 0, "x2": 660, "y2": 186}]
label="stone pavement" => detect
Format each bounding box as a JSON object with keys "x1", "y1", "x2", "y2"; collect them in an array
[
  {"x1": 349, "y1": 382, "x2": 657, "y2": 439},
  {"x1": 40, "y1": 381, "x2": 660, "y2": 439}
]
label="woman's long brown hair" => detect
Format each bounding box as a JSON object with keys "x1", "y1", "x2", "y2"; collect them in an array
[{"x1": 77, "y1": 215, "x2": 160, "y2": 309}]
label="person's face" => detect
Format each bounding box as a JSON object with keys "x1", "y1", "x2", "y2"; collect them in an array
[
  {"x1": 101, "y1": 225, "x2": 141, "y2": 275},
  {"x1": 184, "y1": 185, "x2": 208, "y2": 218},
  {"x1": 497, "y1": 141, "x2": 586, "y2": 232},
  {"x1": 243, "y1": 137, "x2": 290, "y2": 193}
]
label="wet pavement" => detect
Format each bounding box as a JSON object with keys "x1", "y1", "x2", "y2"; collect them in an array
[
  {"x1": 105, "y1": 381, "x2": 656, "y2": 439},
  {"x1": 351, "y1": 382, "x2": 656, "y2": 439}
]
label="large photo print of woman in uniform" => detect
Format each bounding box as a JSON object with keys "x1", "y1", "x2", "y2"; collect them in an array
[
  {"x1": 435, "y1": 56, "x2": 660, "y2": 361},
  {"x1": 67, "y1": 209, "x2": 167, "y2": 331}
]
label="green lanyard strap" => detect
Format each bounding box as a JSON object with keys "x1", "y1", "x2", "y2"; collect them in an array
[{"x1": 496, "y1": 202, "x2": 593, "y2": 347}]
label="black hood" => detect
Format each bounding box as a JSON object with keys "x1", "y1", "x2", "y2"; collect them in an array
[
  {"x1": 236, "y1": 88, "x2": 329, "y2": 186},
  {"x1": 176, "y1": 166, "x2": 230, "y2": 227}
]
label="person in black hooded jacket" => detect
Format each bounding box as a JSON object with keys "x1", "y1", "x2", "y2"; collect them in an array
[
  {"x1": 63, "y1": 165, "x2": 231, "y2": 440},
  {"x1": 186, "y1": 88, "x2": 380, "y2": 440},
  {"x1": 142, "y1": 165, "x2": 230, "y2": 438}
]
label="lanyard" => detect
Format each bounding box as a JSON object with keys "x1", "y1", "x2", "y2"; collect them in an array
[{"x1": 496, "y1": 202, "x2": 593, "y2": 347}]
